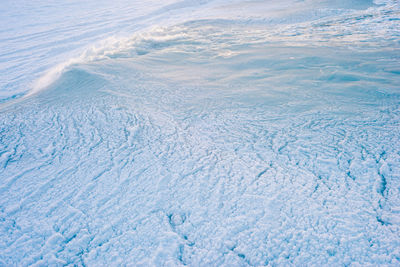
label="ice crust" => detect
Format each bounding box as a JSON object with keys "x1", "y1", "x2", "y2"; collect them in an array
[{"x1": 1, "y1": 0, "x2": 400, "y2": 266}]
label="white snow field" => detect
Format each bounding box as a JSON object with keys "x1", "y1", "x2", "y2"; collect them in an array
[{"x1": 1, "y1": 0, "x2": 400, "y2": 266}]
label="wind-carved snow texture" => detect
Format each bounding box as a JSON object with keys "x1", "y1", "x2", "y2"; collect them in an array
[{"x1": 1, "y1": 0, "x2": 400, "y2": 266}]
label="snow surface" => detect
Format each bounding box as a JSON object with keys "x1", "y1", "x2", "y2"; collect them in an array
[{"x1": 1, "y1": 0, "x2": 400, "y2": 265}]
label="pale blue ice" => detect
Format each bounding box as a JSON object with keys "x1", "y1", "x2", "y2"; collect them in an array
[{"x1": 1, "y1": 0, "x2": 400, "y2": 265}]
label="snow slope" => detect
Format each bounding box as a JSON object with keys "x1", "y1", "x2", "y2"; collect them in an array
[{"x1": 1, "y1": 0, "x2": 400, "y2": 265}]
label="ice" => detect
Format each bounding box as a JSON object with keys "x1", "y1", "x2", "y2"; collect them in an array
[{"x1": 1, "y1": 0, "x2": 400, "y2": 266}]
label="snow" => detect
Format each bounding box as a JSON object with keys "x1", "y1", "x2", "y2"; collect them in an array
[{"x1": 1, "y1": 0, "x2": 400, "y2": 265}]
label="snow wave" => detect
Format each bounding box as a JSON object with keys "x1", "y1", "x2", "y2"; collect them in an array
[{"x1": 2, "y1": 0, "x2": 398, "y2": 101}]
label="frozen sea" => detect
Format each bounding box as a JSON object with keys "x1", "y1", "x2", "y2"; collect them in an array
[{"x1": 1, "y1": 0, "x2": 400, "y2": 265}]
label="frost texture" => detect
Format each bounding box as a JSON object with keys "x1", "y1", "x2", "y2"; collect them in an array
[{"x1": 1, "y1": 0, "x2": 400, "y2": 266}]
